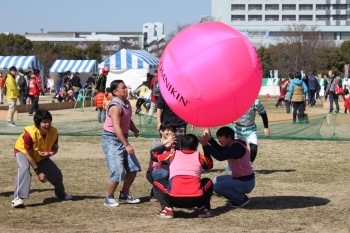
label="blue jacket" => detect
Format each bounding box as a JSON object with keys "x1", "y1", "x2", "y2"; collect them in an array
[{"x1": 287, "y1": 79, "x2": 308, "y2": 101}]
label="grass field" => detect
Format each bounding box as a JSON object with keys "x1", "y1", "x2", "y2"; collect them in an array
[{"x1": 0, "y1": 98, "x2": 349, "y2": 232}]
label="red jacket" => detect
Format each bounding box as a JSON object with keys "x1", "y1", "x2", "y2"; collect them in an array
[
  {"x1": 95, "y1": 92, "x2": 105, "y2": 108},
  {"x1": 28, "y1": 75, "x2": 43, "y2": 97},
  {"x1": 149, "y1": 76, "x2": 158, "y2": 103}
]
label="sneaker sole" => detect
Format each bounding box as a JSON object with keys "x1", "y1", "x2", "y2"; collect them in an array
[
  {"x1": 12, "y1": 203, "x2": 24, "y2": 208},
  {"x1": 118, "y1": 200, "x2": 140, "y2": 204},
  {"x1": 104, "y1": 203, "x2": 120, "y2": 207},
  {"x1": 157, "y1": 215, "x2": 174, "y2": 219},
  {"x1": 230, "y1": 199, "x2": 250, "y2": 208},
  {"x1": 198, "y1": 214, "x2": 213, "y2": 218}
]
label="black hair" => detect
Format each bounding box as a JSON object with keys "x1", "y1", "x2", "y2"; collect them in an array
[
  {"x1": 313, "y1": 70, "x2": 317, "y2": 74},
  {"x1": 288, "y1": 73, "x2": 294, "y2": 79},
  {"x1": 295, "y1": 72, "x2": 302, "y2": 79},
  {"x1": 333, "y1": 71, "x2": 339, "y2": 77},
  {"x1": 180, "y1": 134, "x2": 198, "y2": 150},
  {"x1": 216, "y1": 126, "x2": 235, "y2": 139},
  {"x1": 344, "y1": 89, "x2": 349, "y2": 95},
  {"x1": 110, "y1": 80, "x2": 124, "y2": 96},
  {"x1": 159, "y1": 121, "x2": 175, "y2": 132},
  {"x1": 34, "y1": 109, "x2": 53, "y2": 128},
  {"x1": 106, "y1": 87, "x2": 111, "y2": 93},
  {"x1": 9, "y1": 66, "x2": 17, "y2": 72},
  {"x1": 33, "y1": 69, "x2": 40, "y2": 75}
]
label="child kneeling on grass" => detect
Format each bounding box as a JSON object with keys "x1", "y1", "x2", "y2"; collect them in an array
[
  {"x1": 146, "y1": 121, "x2": 176, "y2": 201},
  {"x1": 151, "y1": 134, "x2": 214, "y2": 218},
  {"x1": 200, "y1": 126, "x2": 255, "y2": 208}
]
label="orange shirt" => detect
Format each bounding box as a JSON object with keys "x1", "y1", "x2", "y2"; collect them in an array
[{"x1": 0, "y1": 76, "x2": 5, "y2": 87}]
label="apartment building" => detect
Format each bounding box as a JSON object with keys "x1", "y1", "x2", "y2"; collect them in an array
[{"x1": 212, "y1": 0, "x2": 350, "y2": 47}]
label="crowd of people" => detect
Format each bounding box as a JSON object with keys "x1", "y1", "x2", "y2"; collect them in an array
[
  {"x1": 0, "y1": 67, "x2": 46, "y2": 127},
  {"x1": 5, "y1": 67, "x2": 350, "y2": 220},
  {"x1": 275, "y1": 70, "x2": 350, "y2": 122}
]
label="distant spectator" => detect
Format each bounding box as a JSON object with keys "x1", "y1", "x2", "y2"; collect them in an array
[
  {"x1": 87, "y1": 73, "x2": 97, "y2": 86},
  {"x1": 70, "y1": 72, "x2": 82, "y2": 99},
  {"x1": 325, "y1": 71, "x2": 341, "y2": 114},
  {"x1": 0, "y1": 72, "x2": 5, "y2": 104},
  {"x1": 96, "y1": 67, "x2": 109, "y2": 91},
  {"x1": 95, "y1": 89, "x2": 105, "y2": 123},
  {"x1": 307, "y1": 70, "x2": 321, "y2": 107},
  {"x1": 147, "y1": 71, "x2": 158, "y2": 122},
  {"x1": 287, "y1": 71, "x2": 308, "y2": 123},
  {"x1": 5, "y1": 66, "x2": 19, "y2": 127},
  {"x1": 28, "y1": 69, "x2": 44, "y2": 116},
  {"x1": 15, "y1": 69, "x2": 28, "y2": 105}
]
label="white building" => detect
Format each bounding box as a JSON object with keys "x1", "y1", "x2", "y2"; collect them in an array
[
  {"x1": 142, "y1": 22, "x2": 166, "y2": 55},
  {"x1": 212, "y1": 0, "x2": 350, "y2": 47}
]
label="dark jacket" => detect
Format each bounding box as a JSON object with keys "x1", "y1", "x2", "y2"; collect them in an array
[{"x1": 157, "y1": 93, "x2": 187, "y2": 128}]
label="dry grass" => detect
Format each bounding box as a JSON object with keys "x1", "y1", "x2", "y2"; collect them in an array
[
  {"x1": 1, "y1": 137, "x2": 350, "y2": 232},
  {"x1": 0, "y1": 98, "x2": 350, "y2": 232}
]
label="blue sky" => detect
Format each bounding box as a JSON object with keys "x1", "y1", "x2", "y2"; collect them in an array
[{"x1": 1, "y1": 0, "x2": 211, "y2": 35}]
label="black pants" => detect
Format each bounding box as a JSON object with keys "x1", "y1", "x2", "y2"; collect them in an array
[
  {"x1": 153, "y1": 178, "x2": 213, "y2": 209},
  {"x1": 308, "y1": 89, "x2": 317, "y2": 106},
  {"x1": 29, "y1": 95, "x2": 39, "y2": 114},
  {"x1": 292, "y1": 101, "x2": 305, "y2": 123},
  {"x1": 19, "y1": 89, "x2": 27, "y2": 105},
  {"x1": 276, "y1": 99, "x2": 290, "y2": 113},
  {"x1": 135, "y1": 98, "x2": 146, "y2": 111}
]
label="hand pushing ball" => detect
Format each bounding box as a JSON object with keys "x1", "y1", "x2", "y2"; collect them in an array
[{"x1": 158, "y1": 22, "x2": 262, "y2": 127}]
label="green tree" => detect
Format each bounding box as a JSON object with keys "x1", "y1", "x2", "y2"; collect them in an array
[
  {"x1": 269, "y1": 24, "x2": 335, "y2": 76},
  {"x1": 257, "y1": 46, "x2": 271, "y2": 77},
  {"x1": 0, "y1": 33, "x2": 33, "y2": 55},
  {"x1": 85, "y1": 42, "x2": 102, "y2": 62}
]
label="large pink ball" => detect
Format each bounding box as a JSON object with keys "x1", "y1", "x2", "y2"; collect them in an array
[{"x1": 158, "y1": 22, "x2": 262, "y2": 127}]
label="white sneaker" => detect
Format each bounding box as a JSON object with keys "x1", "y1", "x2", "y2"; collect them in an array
[
  {"x1": 7, "y1": 122, "x2": 16, "y2": 127},
  {"x1": 118, "y1": 191, "x2": 140, "y2": 204},
  {"x1": 12, "y1": 197, "x2": 24, "y2": 208},
  {"x1": 55, "y1": 193, "x2": 73, "y2": 200},
  {"x1": 104, "y1": 196, "x2": 120, "y2": 207}
]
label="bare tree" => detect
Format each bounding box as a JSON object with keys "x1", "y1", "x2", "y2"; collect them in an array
[{"x1": 269, "y1": 24, "x2": 335, "y2": 76}]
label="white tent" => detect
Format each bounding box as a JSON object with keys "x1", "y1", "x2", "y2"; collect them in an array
[
  {"x1": 49, "y1": 60, "x2": 99, "y2": 91},
  {"x1": 0, "y1": 56, "x2": 44, "y2": 83},
  {"x1": 99, "y1": 49, "x2": 159, "y2": 90}
]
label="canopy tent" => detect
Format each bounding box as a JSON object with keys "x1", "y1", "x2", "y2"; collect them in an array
[
  {"x1": 0, "y1": 56, "x2": 44, "y2": 84},
  {"x1": 49, "y1": 60, "x2": 99, "y2": 73},
  {"x1": 99, "y1": 49, "x2": 159, "y2": 90},
  {"x1": 49, "y1": 60, "x2": 99, "y2": 92},
  {"x1": 0, "y1": 56, "x2": 43, "y2": 70}
]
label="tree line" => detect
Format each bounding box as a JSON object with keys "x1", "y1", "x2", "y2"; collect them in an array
[
  {"x1": 0, "y1": 33, "x2": 102, "y2": 74},
  {"x1": 2, "y1": 23, "x2": 349, "y2": 79},
  {"x1": 166, "y1": 23, "x2": 350, "y2": 78}
]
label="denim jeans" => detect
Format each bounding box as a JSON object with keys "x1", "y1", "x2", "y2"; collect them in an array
[
  {"x1": 213, "y1": 175, "x2": 255, "y2": 203},
  {"x1": 328, "y1": 92, "x2": 339, "y2": 113},
  {"x1": 101, "y1": 130, "x2": 141, "y2": 182},
  {"x1": 97, "y1": 108, "x2": 106, "y2": 122}
]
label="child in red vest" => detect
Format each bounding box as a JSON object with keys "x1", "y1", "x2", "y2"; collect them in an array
[
  {"x1": 344, "y1": 89, "x2": 350, "y2": 114},
  {"x1": 151, "y1": 134, "x2": 214, "y2": 219}
]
